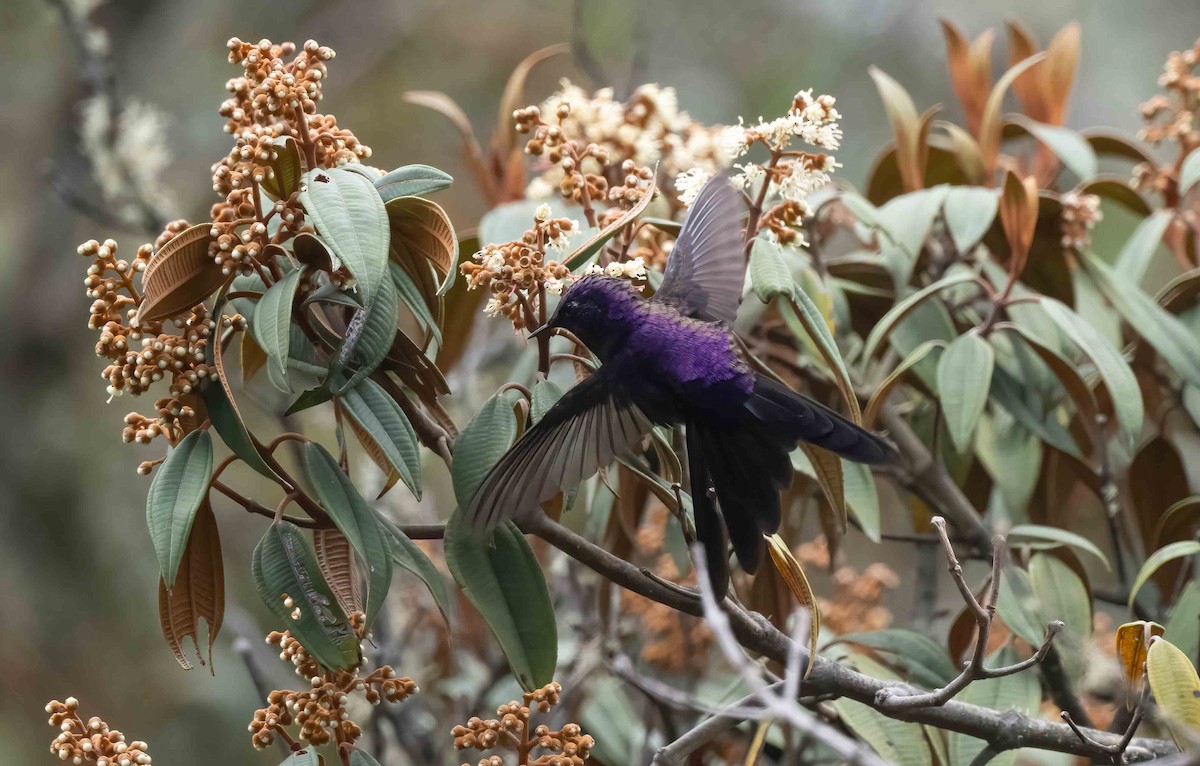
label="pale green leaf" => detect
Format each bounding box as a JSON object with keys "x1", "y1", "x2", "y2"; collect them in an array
[
  {"x1": 300, "y1": 167, "x2": 390, "y2": 306},
  {"x1": 937, "y1": 332, "x2": 995, "y2": 452},
  {"x1": 942, "y1": 186, "x2": 999, "y2": 254},
  {"x1": 147, "y1": 429, "x2": 213, "y2": 589}
]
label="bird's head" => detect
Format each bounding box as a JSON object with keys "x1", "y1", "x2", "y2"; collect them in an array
[{"x1": 530, "y1": 274, "x2": 639, "y2": 358}]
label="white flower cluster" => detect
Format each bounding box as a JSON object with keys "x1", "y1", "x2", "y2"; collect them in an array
[
  {"x1": 674, "y1": 90, "x2": 842, "y2": 221},
  {"x1": 587, "y1": 256, "x2": 648, "y2": 281}
]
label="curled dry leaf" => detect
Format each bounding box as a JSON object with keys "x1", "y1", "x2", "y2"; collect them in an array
[
  {"x1": 139, "y1": 223, "x2": 225, "y2": 322},
  {"x1": 765, "y1": 533, "x2": 821, "y2": 678},
  {"x1": 313, "y1": 528, "x2": 364, "y2": 619},
  {"x1": 158, "y1": 500, "x2": 224, "y2": 671},
  {"x1": 386, "y1": 196, "x2": 458, "y2": 296}
]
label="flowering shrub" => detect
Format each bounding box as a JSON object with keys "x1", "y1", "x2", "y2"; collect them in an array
[{"x1": 43, "y1": 9, "x2": 1200, "y2": 766}]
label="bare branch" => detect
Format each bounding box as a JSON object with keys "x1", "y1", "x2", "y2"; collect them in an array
[{"x1": 876, "y1": 518, "x2": 1063, "y2": 710}]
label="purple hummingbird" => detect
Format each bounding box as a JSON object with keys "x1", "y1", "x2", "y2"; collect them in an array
[{"x1": 466, "y1": 175, "x2": 892, "y2": 595}]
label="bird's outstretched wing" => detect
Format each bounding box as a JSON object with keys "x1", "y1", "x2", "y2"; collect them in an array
[
  {"x1": 652, "y1": 174, "x2": 746, "y2": 324},
  {"x1": 465, "y1": 368, "x2": 653, "y2": 531}
]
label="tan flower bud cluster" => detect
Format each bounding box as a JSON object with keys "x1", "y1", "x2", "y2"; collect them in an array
[
  {"x1": 46, "y1": 698, "x2": 153, "y2": 766},
  {"x1": 519, "y1": 80, "x2": 730, "y2": 211},
  {"x1": 607, "y1": 159, "x2": 655, "y2": 210},
  {"x1": 79, "y1": 235, "x2": 217, "y2": 446},
  {"x1": 1135, "y1": 38, "x2": 1200, "y2": 200},
  {"x1": 1060, "y1": 191, "x2": 1103, "y2": 250},
  {"x1": 461, "y1": 206, "x2": 578, "y2": 329},
  {"x1": 452, "y1": 683, "x2": 595, "y2": 766},
  {"x1": 797, "y1": 536, "x2": 898, "y2": 633},
  {"x1": 516, "y1": 102, "x2": 611, "y2": 207},
  {"x1": 210, "y1": 38, "x2": 370, "y2": 277},
  {"x1": 249, "y1": 630, "x2": 417, "y2": 751}
]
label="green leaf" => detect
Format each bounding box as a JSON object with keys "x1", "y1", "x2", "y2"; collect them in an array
[
  {"x1": 252, "y1": 522, "x2": 359, "y2": 670},
  {"x1": 261, "y1": 136, "x2": 302, "y2": 201},
  {"x1": 1180, "y1": 147, "x2": 1200, "y2": 196},
  {"x1": 1008, "y1": 116, "x2": 1098, "y2": 180},
  {"x1": 1007, "y1": 524, "x2": 1110, "y2": 571},
  {"x1": 380, "y1": 520, "x2": 453, "y2": 626},
  {"x1": 202, "y1": 376, "x2": 276, "y2": 481},
  {"x1": 974, "y1": 411, "x2": 1041, "y2": 519},
  {"x1": 1028, "y1": 552, "x2": 1092, "y2": 679},
  {"x1": 789, "y1": 284, "x2": 862, "y2": 423},
  {"x1": 347, "y1": 750, "x2": 381, "y2": 766},
  {"x1": 338, "y1": 377, "x2": 421, "y2": 498},
  {"x1": 1146, "y1": 637, "x2": 1200, "y2": 746},
  {"x1": 1129, "y1": 541, "x2": 1200, "y2": 608},
  {"x1": 332, "y1": 274, "x2": 401, "y2": 394},
  {"x1": 303, "y1": 443, "x2": 394, "y2": 628},
  {"x1": 842, "y1": 460, "x2": 880, "y2": 543},
  {"x1": 1040, "y1": 298, "x2": 1143, "y2": 452},
  {"x1": 252, "y1": 266, "x2": 306, "y2": 387},
  {"x1": 147, "y1": 429, "x2": 213, "y2": 589},
  {"x1": 1082, "y1": 252, "x2": 1200, "y2": 388},
  {"x1": 874, "y1": 186, "x2": 950, "y2": 273},
  {"x1": 997, "y1": 567, "x2": 1049, "y2": 647},
  {"x1": 300, "y1": 167, "x2": 390, "y2": 306},
  {"x1": 451, "y1": 389, "x2": 520, "y2": 506},
  {"x1": 862, "y1": 272, "x2": 976, "y2": 363},
  {"x1": 942, "y1": 186, "x2": 999, "y2": 254},
  {"x1": 1165, "y1": 582, "x2": 1200, "y2": 665},
  {"x1": 390, "y1": 261, "x2": 441, "y2": 348},
  {"x1": 948, "y1": 648, "x2": 1041, "y2": 766},
  {"x1": 374, "y1": 164, "x2": 453, "y2": 202},
  {"x1": 834, "y1": 695, "x2": 932, "y2": 766},
  {"x1": 531, "y1": 378, "x2": 565, "y2": 424},
  {"x1": 749, "y1": 238, "x2": 795, "y2": 302},
  {"x1": 835, "y1": 629, "x2": 958, "y2": 688},
  {"x1": 444, "y1": 509, "x2": 557, "y2": 691},
  {"x1": 937, "y1": 332, "x2": 994, "y2": 452},
  {"x1": 1115, "y1": 210, "x2": 1174, "y2": 285},
  {"x1": 278, "y1": 749, "x2": 322, "y2": 766}
]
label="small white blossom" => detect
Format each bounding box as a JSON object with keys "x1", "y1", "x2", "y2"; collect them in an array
[
  {"x1": 534, "y1": 203, "x2": 552, "y2": 222},
  {"x1": 483, "y1": 297, "x2": 503, "y2": 317},
  {"x1": 674, "y1": 167, "x2": 713, "y2": 206},
  {"x1": 525, "y1": 177, "x2": 555, "y2": 200}
]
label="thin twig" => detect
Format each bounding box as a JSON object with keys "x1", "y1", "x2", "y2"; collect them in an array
[{"x1": 876, "y1": 519, "x2": 1063, "y2": 710}]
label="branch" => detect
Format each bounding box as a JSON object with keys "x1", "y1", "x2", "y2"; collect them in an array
[
  {"x1": 516, "y1": 513, "x2": 1177, "y2": 761},
  {"x1": 875, "y1": 519, "x2": 1062, "y2": 710},
  {"x1": 1061, "y1": 683, "x2": 1156, "y2": 764}
]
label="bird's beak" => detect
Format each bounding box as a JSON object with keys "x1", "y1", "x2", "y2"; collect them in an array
[{"x1": 528, "y1": 323, "x2": 552, "y2": 341}]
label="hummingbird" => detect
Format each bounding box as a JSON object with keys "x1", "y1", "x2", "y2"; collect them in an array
[{"x1": 465, "y1": 174, "x2": 892, "y2": 595}]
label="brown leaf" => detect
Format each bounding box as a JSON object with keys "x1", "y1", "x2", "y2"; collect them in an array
[
  {"x1": 999, "y1": 171, "x2": 1039, "y2": 270},
  {"x1": 940, "y1": 19, "x2": 994, "y2": 136},
  {"x1": 1116, "y1": 620, "x2": 1164, "y2": 708},
  {"x1": 1043, "y1": 23, "x2": 1081, "y2": 126},
  {"x1": 313, "y1": 528, "x2": 363, "y2": 618},
  {"x1": 139, "y1": 224, "x2": 224, "y2": 322},
  {"x1": 240, "y1": 331, "x2": 268, "y2": 385},
  {"x1": 1129, "y1": 437, "x2": 1191, "y2": 589},
  {"x1": 158, "y1": 500, "x2": 224, "y2": 671},
  {"x1": 387, "y1": 196, "x2": 457, "y2": 297},
  {"x1": 1006, "y1": 21, "x2": 1046, "y2": 121}
]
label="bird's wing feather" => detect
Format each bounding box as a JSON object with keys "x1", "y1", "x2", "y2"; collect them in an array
[
  {"x1": 653, "y1": 174, "x2": 746, "y2": 324},
  {"x1": 465, "y1": 369, "x2": 653, "y2": 531}
]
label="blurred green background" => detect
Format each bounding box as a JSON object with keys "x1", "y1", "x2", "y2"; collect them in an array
[{"x1": 1, "y1": 0, "x2": 1197, "y2": 763}]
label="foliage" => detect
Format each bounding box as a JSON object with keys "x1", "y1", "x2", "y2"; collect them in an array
[{"x1": 47, "y1": 17, "x2": 1200, "y2": 766}]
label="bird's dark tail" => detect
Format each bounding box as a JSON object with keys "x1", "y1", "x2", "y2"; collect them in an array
[{"x1": 685, "y1": 377, "x2": 893, "y2": 597}]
